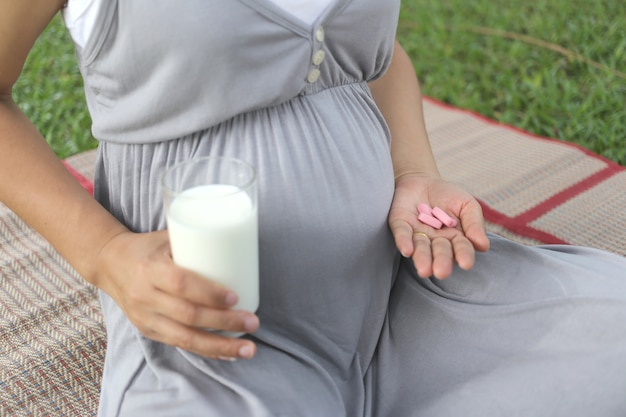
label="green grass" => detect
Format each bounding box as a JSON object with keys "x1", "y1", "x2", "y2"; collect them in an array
[
  {"x1": 13, "y1": 3, "x2": 626, "y2": 164},
  {"x1": 13, "y1": 14, "x2": 95, "y2": 159},
  {"x1": 398, "y1": 0, "x2": 626, "y2": 165}
]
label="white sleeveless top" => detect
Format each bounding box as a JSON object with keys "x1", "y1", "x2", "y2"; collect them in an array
[{"x1": 63, "y1": 0, "x2": 334, "y2": 47}]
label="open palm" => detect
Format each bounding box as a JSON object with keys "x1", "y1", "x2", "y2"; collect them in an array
[{"x1": 388, "y1": 174, "x2": 490, "y2": 279}]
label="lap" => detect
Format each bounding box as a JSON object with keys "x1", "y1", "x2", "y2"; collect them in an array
[
  {"x1": 117, "y1": 337, "x2": 348, "y2": 417},
  {"x1": 370, "y1": 235, "x2": 626, "y2": 416},
  {"x1": 107, "y1": 236, "x2": 626, "y2": 416}
]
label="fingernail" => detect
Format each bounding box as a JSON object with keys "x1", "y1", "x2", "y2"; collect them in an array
[
  {"x1": 243, "y1": 315, "x2": 260, "y2": 332},
  {"x1": 224, "y1": 291, "x2": 238, "y2": 306},
  {"x1": 238, "y1": 345, "x2": 254, "y2": 359}
]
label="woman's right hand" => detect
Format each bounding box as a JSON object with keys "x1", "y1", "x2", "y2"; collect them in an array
[
  {"x1": 1, "y1": 0, "x2": 258, "y2": 362},
  {"x1": 95, "y1": 230, "x2": 260, "y2": 360}
]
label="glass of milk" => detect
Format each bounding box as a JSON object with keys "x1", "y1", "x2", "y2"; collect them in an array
[{"x1": 162, "y1": 157, "x2": 259, "y2": 335}]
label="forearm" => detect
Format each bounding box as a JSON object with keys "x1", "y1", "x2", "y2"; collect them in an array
[
  {"x1": 0, "y1": 96, "x2": 128, "y2": 286},
  {"x1": 369, "y1": 40, "x2": 440, "y2": 181}
]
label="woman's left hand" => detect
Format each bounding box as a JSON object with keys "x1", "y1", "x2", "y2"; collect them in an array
[{"x1": 388, "y1": 174, "x2": 490, "y2": 279}]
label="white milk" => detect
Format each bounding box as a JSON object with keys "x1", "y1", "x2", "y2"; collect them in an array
[{"x1": 167, "y1": 184, "x2": 259, "y2": 315}]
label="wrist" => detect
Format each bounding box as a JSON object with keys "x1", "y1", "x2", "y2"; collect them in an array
[
  {"x1": 394, "y1": 169, "x2": 441, "y2": 185},
  {"x1": 391, "y1": 149, "x2": 440, "y2": 184},
  {"x1": 85, "y1": 226, "x2": 131, "y2": 290}
]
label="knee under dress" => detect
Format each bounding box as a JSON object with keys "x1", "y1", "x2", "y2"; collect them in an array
[{"x1": 70, "y1": 1, "x2": 626, "y2": 416}]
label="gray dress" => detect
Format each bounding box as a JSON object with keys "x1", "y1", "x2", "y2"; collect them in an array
[{"x1": 74, "y1": 1, "x2": 626, "y2": 416}]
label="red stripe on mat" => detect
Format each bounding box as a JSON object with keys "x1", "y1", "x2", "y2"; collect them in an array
[
  {"x1": 479, "y1": 200, "x2": 568, "y2": 245},
  {"x1": 513, "y1": 166, "x2": 622, "y2": 224}
]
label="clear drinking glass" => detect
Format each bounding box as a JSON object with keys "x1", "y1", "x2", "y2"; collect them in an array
[{"x1": 162, "y1": 157, "x2": 259, "y2": 329}]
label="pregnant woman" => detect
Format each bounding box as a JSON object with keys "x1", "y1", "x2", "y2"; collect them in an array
[{"x1": 1, "y1": 1, "x2": 625, "y2": 416}]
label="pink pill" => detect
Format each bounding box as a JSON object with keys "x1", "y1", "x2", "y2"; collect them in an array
[
  {"x1": 417, "y1": 212, "x2": 443, "y2": 229},
  {"x1": 417, "y1": 203, "x2": 432, "y2": 215},
  {"x1": 432, "y1": 206, "x2": 457, "y2": 228}
]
